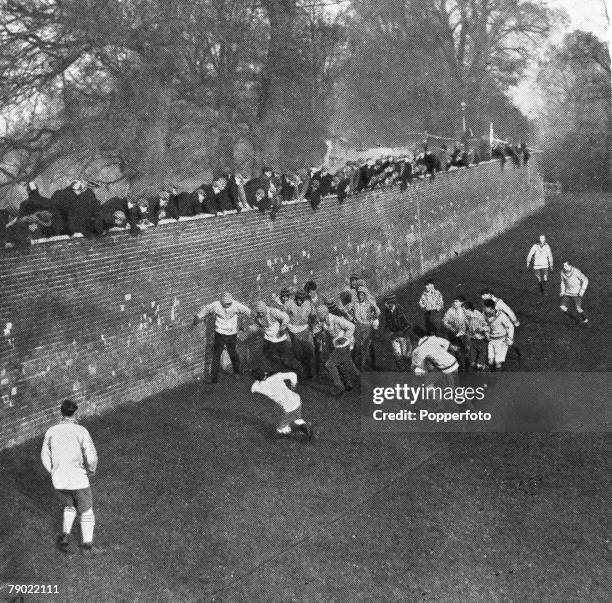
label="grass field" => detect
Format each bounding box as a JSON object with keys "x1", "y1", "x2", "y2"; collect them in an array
[{"x1": 1, "y1": 193, "x2": 611, "y2": 602}]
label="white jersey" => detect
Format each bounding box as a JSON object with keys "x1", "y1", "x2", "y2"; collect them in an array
[
  {"x1": 251, "y1": 372, "x2": 301, "y2": 413},
  {"x1": 412, "y1": 336, "x2": 458, "y2": 374},
  {"x1": 197, "y1": 300, "x2": 251, "y2": 335},
  {"x1": 41, "y1": 419, "x2": 98, "y2": 490},
  {"x1": 492, "y1": 296, "x2": 519, "y2": 326},
  {"x1": 560, "y1": 267, "x2": 588, "y2": 297},
  {"x1": 527, "y1": 243, "x2": 553, "y2": 270}
]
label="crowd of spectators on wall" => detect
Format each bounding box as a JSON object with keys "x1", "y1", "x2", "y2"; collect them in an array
[{"x1": 0, "y1": 139, "x2": 531, "y2": 250}]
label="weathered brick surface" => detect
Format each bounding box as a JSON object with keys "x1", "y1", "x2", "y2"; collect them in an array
[{"x1": 0, "y1": 161, "x2": 543, "y2": 448}]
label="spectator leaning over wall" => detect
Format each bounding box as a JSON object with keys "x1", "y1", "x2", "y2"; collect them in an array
[
  {"x1": 51, "y1": 180, "x2": 101, "y2": 238},
  {"x1": 193, "y1": 292, "x2": 251, "y2": 384},
  {"x1": 151, "y1": 190, "x2": 179, "y2": 224},
  {"x1": 19, "y1": 181, "x2": 65, "y2": 237}
]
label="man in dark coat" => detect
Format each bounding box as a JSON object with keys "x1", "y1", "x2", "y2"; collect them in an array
[
  {"x1": 94, "y1": 196, "x2": 137, "y2": 234},
  {"x1": 19, "y1": 182, "x2": 65, "y2": 236},
  {"x1": 175, "y1": 189, "x2": 203, "y2": 217},
  {"x1": 150, "y1": 190, "x2": 179, "y2": 224},
  {"x1": 398, "y1": 157, "x2": 414, "y2": 191},
  {"x1": 51, "y1": 180, "x2": 101, "y2": 238}
]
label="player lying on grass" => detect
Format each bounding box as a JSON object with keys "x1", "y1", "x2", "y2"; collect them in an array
[
  {"x1": 250, "y1": 368, "x2": 314, "y2": 440},
  {"x1": 41, "y1": 400, "x2": 101, "y2": 555}
]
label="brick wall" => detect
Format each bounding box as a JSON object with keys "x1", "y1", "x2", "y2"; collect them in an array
[{"x1": 0, "y1": 161, "x2": 543, "y2": 448}]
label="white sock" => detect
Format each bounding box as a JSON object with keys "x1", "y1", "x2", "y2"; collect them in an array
[
  {"x1": 80, "y1": 509, "x2": 95, "y2": 544},
  {"x1": 293, "y1": 418, "x2": 305, "y2": 426},
  {"x1": 63, "y1": 506, "x2": 77, "y2": 534},
  {"x1": 276, "y1": 425, "x2": 291, "y2": 434}
]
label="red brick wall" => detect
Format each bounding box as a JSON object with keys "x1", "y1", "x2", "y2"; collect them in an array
[{"x1": 0, "y1": 161, "x2": 543, "y2": 448}]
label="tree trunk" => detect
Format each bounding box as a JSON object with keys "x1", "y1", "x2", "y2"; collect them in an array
[
  {"x1": 258, "y1": 0, "x2": 297, "y2": 171},
  {"x1": 131, "y1": 76, "x2": 175, "y2": 196}
]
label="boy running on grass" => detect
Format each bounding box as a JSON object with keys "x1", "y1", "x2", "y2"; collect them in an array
[
  {"x1": 41, "y1": 400, "x2": 100, "y2": 555},
  {"x1": 250, "y1": 368, "x2": 313, "y2": 440}
]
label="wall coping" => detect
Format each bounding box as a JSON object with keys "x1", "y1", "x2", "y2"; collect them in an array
[{"x1": 7, "y1": 160, "x2": 506, "y2": 249}]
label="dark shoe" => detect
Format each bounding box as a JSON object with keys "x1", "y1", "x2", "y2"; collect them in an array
[
  {"x1": 331, "y1": 387, "x2": 345, "y2": 397},
  {"x1": 82, "y1": 543, "x2": 105, "y2": 556},
  {"x1": 207, "y1": 377, "x2": 218, "y2": 384},
  {"x1": 56, "y1": 533, "x2": 70, "y2": 553}
]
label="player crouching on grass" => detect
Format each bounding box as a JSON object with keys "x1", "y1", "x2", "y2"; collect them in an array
[
  {"x1": 410, "y1": 326, "x2": 459, "y2": 388},
  {"x1": 483, "y1": 299, "x2": 515, "y2": 371},
  {"x1": 560, "y1": 261, "x2": 589, "y2": 325},
  {"x1": 41, "y1": 400, "x2": 100, "y2": 555},
  {"x1": 250, "y1": 368, "x2": 313, "y2": 440}
]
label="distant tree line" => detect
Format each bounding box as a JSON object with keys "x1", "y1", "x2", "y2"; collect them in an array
[
  {"x1": 2, "y1": 0, "x2": 606, "y2": 198},
  {"x1": 537, "y1": 30, "x2": 611, "y2": 191}
]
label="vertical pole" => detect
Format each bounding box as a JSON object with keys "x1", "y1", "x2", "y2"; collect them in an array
[{"x1": 415, "y1": 195, "x2": 425, "y2": 275}]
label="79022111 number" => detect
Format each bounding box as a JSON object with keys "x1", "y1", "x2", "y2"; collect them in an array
[{"x1": 8, "y1": 585, "x2": 59, "y2": 594}]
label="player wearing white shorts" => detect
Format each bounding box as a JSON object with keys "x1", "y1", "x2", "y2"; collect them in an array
[
  {"x1": 560, "y1": 262, "x2": 589, "y2": 325},
  {"x1": 411, "y1": 326, "x2": 459, "y2": 388},
  {"x1": 41, "y1": 400, "x2": 100, "y2": 555},
  {"x1": 526, "y1": 235, "x2": 553, "y2": 295},
  {"x1": 250, "y1": 368, "x2": 313, "y2": 439},
  {"x1": 483, "y1": 300, "x2": 515, "y2": 370}
]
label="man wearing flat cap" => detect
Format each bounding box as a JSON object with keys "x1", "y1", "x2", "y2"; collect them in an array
[{"x1": 194, "y1": 292, "x2": 251, "y2": 384}]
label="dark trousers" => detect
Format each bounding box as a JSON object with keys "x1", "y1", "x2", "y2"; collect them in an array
[
  {"x1": 210, "y1": 332, "x2": 240, "y2": 382},
  {"x1": 326, "y1": 346, "x2": 360, "y2": 390},
  {"x1": 424, "y1": 310, "x2": 442, "y2": 335},
  {"x1": 313, "y1": 331, "x2": 326, "y2": 376},
  {"x1": 353, "y1": 323, "x2": 374, "y2": 370},
  {"x1": 290, "y1": 330, "x2": 316, "y2": 379},
  {"x1": 262, "y1": 339, "x2": 303, "y2": 378}
]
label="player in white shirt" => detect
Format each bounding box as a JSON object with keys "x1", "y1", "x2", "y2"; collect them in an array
[
  {"x1": 480, "y1": 288, "x2": 520, "y2": 327},
  {"x1": 560, "y1": 262, "x2": 589, "y2": 325},
  {"x1": 483, "y1": 299, "x2": 515, "y2": 370},
  {"x1": 250, "y1": 368, "x2": 313, "y2": 439},
  {"x1": 526, "y1": 235, "x2": 554, "y2": 295},
  {"x1": 411, "y1": 326, "x2": 459, "y2": 388},
  {"x1": 41, "y1": 400, "x2": 99, "y2": 555},
  {"x1": 194, "y1": 291, "x2": 251, "y2": 383}
]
